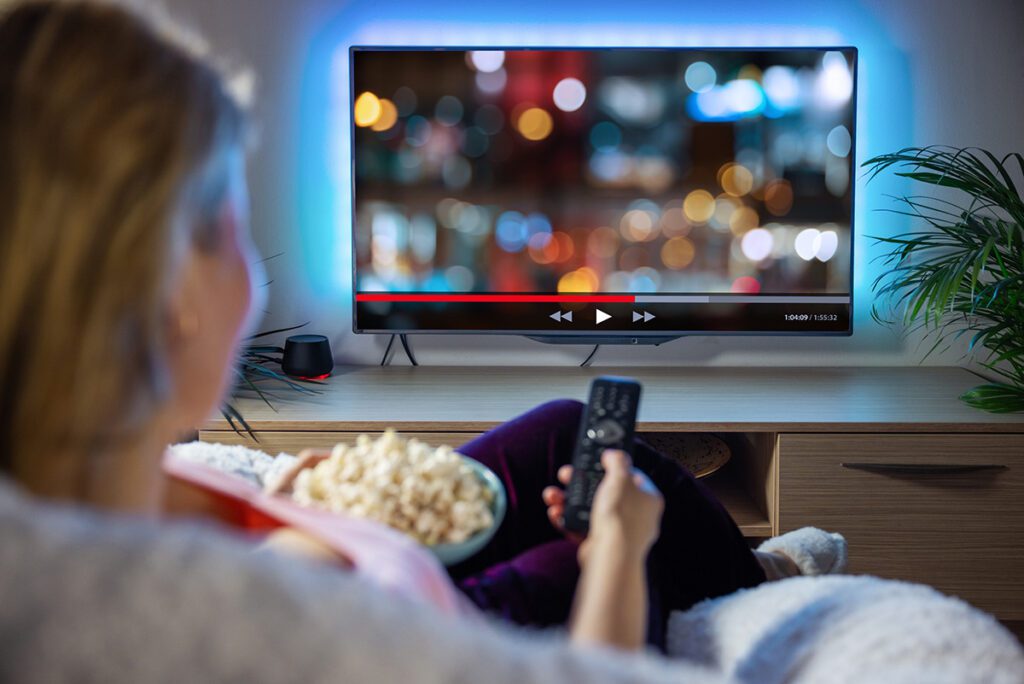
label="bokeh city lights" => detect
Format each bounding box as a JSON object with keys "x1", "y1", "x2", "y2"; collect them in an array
[{"x1": 353, "y1": 48, "x2": 854, "y2": 296}]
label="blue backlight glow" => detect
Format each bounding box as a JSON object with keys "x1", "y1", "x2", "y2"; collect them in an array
[{"x1": 297, "y1": 0, "x2": 913, "y2": 346}]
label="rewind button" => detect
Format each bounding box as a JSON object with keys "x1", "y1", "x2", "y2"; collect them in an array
[{"x1": 550, "y1": 310, "x2": 574, "y2": 323}]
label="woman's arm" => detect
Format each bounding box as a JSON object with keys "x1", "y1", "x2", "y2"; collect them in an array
[
  {"x1": 545, "y1": 449, "x2": 664, "y2": 651},
  {"x1": 568, "y1": 528, "x2": 650, "y2": 650},
  {"x1": 163, "y1": 449, "x2": 354, "y2": 568}
]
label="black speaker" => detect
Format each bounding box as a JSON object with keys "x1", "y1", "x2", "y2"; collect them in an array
[{"x1": 282, "y1": 334, "x2": 334, "y2": 379}]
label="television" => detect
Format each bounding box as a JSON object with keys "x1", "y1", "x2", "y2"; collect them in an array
[{"x1": 351, "y1": 46, "x2": 856, "y2": 343}]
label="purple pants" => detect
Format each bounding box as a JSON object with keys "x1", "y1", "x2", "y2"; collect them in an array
[{"x1": 449, "y1": 400, "x2": 766, "y2": 651}]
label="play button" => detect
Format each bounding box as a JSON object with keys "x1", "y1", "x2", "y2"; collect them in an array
[{"x1": 595, "y1": 309, "x2": 611, "y2": 324}]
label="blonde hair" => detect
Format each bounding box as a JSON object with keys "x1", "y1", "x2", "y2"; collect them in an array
[{"x1": 0, "y1": 1, "x2": 246, "y2": 494}]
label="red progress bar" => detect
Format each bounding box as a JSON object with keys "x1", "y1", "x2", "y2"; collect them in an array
[{"x1": 356, "y1": 293, "x2": 636, "y2": 303}]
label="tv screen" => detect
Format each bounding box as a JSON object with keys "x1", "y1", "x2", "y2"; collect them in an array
[{"x1": 351, "y1": 47, "x2": 856, "y2": 339}]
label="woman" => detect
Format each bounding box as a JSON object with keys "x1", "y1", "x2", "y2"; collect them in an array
[{"x1": 0, "y1": 1, "x2": 830, "y2": 680}]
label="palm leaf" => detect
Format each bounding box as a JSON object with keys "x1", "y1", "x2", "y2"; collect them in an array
[
  {"x1": 865, "y1": 146, "x2": 1024, "y2": 413},
  {"x1": 220, "y1": 403, "x2": 258, "y2": 441},
  {"x1": 961, "y1": 383, "x2": 1024, "y2": 413}
]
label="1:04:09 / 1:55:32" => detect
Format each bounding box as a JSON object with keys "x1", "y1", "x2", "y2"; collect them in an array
[{"x1": 784, "y1": 313, "x2": 839, "y2": 322}]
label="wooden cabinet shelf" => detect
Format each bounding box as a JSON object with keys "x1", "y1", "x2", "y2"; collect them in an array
[{"x1": 702, "y1": 466, "x2": 774, "y2": 538}]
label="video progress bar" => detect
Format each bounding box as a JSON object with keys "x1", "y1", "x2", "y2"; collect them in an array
[
  {"x1": 356, "y1": 294, "x2": 635, "y2": 303},
  {"x1": 356, "y1": 294, "x2": 850, "y2": 304},
  {"x1": 634, "y1": 295, "x2": 852, "y2": 304}
]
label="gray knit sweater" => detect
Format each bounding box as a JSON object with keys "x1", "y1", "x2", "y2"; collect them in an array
[{"x1": 0, "y1": 477, "x2": 725, "y2": 684}]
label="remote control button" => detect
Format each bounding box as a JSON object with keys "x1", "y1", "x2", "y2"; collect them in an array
[{"x1": 587, "y1": 419, "x2": 626, "y2": 445}]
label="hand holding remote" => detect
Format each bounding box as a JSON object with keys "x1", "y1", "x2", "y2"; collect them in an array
[
  {"x1": 563, "y1": 449, "x2": 664, "y2": 652},
  {"x1": 585, "y1": 449, "x2": 663, "y2": 560},
  {"x1": 542, "y1": 449, "x2": 663, "y2": 566}
]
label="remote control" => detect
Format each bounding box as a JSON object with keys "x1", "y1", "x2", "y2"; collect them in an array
[{"x1": 562, "y1": 376, "x2": 642, "y2": 534}]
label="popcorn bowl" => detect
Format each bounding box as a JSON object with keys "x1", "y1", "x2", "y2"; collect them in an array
[
  {"x1": 268, "y1": 443, "x2": 507, "y2": 568},
  {"x1": 429, "y1": 457, "x2": 507, "y2": 566}
]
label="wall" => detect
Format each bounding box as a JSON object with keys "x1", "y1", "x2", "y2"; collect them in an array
[{"x1": 165, "y1": 0, "x2": 1024, "y2": 367}]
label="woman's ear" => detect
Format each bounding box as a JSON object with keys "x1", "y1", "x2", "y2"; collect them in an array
[
  {"x1": 164, "y1": 256, "x2": 203, "y2": 348},
  {"x1": 174, "y1": 307, "x2": 201, "y2": 343}
]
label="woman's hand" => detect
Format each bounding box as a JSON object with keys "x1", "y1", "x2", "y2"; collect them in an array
[
  {"x1": 259, "y1": 527, "x2": 355, "y2": 569},
  {"x1": 586, "y1": 449, "x2": 663, "y2": 560},
  {"x1": 541, "y1": 467, "x2": 585, "y2": 544},
  {"x1": 542, "y1": 450, "x2": 664, "y2": 565},
  {"x1": 264, "y1": 448, "x2": 331, "y2": 495},
  {"x1": 562, "y1": 451, "x2": 664, "y2": 651},
  {"x1": 261, "y1": 449, "x2": 355, "y2": 569}
]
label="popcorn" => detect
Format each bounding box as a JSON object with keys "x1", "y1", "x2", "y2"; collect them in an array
[{"x1": 290, "y1": 430, "x2": 495, "y2": 546}]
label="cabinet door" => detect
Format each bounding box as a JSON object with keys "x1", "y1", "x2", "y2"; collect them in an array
[{"x1": 779, "y1": 434, "x2": 1024, "y2": 618}]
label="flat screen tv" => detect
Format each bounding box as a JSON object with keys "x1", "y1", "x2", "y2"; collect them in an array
[{"x1": 351, "y1": 46, "x2": 857, "y2": 343}]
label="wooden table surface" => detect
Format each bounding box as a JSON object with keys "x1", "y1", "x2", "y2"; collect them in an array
[{"x1": 204, "y1": 366, "x2": 1024, "y2": 434}]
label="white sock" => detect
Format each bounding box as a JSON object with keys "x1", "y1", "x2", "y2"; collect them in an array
[{"x1": 758, "y1": 527, "x2": 848, "y2": 576}]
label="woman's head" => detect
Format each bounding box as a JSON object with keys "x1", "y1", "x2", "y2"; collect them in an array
[{"x1": 0, "y1": 1, "x2": 260, "y2": 498}]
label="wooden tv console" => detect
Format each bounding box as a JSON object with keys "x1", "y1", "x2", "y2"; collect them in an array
[{"x1": 200, "y1": 365, "x2": 1024, "y2": 627}]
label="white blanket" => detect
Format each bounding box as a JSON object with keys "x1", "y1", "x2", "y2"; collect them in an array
[{"x1": 668, "y1": 575, "x2": 1024, "y2": 683}]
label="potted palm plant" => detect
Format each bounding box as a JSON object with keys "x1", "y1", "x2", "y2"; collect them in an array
[{"x1": 864, "y1": 146, "x2": 1024, "y2": 412}]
